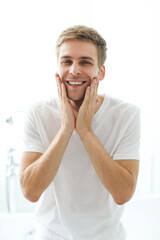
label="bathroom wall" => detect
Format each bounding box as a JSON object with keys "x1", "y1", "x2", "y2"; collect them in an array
[{"x1": 0, "y1": 114, "x2": 35, "y2": 213}]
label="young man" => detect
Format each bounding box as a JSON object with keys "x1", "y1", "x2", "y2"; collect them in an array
[{"x1": 19, "y1": 25, "x2": 140, "y2": 240}]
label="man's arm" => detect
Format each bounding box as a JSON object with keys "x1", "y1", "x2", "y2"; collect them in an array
[
  {"x1": 79, "y1": 131, "x2": 139, "y2": 205},
  {"x1": 76, "y1": 79, "x2": 139, "y2": 205},
  {"x1": 19, "y1": 76, "x2": 75, "y2": 202},
  {"x1": 19, "y1": 126, "x2": 73, "y2": 202}
]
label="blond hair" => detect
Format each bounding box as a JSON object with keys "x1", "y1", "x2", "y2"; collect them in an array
[{"x1": 56, "y1": 25, "x2": 107, "y2": 68}]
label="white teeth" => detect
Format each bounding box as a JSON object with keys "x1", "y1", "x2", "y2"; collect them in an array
[{"x1": 68, "y1": 81, "x2": 84, "y2": 85}]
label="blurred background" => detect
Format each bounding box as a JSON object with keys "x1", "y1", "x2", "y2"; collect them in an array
[{"x1": 0, "y1": 0, "x2": 159, "y2": 239}]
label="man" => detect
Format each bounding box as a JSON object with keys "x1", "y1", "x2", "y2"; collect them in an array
[{"x1": 19, "y1": 25, "x2": 140, "y2": 240}]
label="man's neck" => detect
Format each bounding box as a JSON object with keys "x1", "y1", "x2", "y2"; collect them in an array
[{"x1": 69, "y1": 99, "x2": 83, "y2": 114}]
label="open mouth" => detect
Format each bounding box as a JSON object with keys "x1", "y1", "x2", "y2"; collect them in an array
[{"x1": 66, "y1": 81, "x2": 87, "y2": 86}]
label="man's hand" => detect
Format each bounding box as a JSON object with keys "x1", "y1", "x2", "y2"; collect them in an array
[
  {"x1": 76, "y1": 78, "x2": 99, "y2": 137},
  {"x1": 56, "y1": 74, "x2": 76, "y2": 133}
]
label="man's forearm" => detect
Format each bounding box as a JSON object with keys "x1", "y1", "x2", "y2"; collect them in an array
[
  {"x1": 79, "y1": 130, "x2": 137, "y2": 205},
  {"x1": 20, "y1": 127, "x2": 73, "y2": 202}
]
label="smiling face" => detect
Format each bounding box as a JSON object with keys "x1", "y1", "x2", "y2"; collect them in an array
[{"x1": 57, "y1": 40, "x2": 105, "y2": 103}]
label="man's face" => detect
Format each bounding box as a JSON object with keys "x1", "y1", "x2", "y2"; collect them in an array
[{"x1": 57, "y1": 40, "x2": 104, "y2": 102}]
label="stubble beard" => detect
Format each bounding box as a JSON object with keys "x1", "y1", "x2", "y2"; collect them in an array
[
  {"x1": 66, "y1": 86, "x2": 87, "y2": 102},
  {"x1": 62, "y1": 76, "x2": 91, "y2": 103}
]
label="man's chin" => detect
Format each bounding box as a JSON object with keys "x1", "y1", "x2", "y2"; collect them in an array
[{"x1": 67, "y1": 93, "x2": 85, "y2": 103}]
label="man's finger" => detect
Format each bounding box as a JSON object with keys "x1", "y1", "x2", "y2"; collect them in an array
[
  {"x1": 89, "y1": 79, "x2": 98, "y2": 107},
  {"x1": 61, "y1": 83, "x2": 68, "y2": 103},
  {"x1": 56, "y1": 74, "x2": 62, "y2": 98},
  {"x1": 83, "y1": 86, "x2": 90, "y2": 106}
]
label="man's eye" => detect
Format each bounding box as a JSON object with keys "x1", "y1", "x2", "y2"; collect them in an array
[
  {"x1": 61, "y1": 60, "x2": 72, "y2": 64},
  {"x1": 81, "y1": 61, "x2": 92, "y2": 65}
]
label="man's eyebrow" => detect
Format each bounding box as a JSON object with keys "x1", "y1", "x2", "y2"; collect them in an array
[
  {"x1": 60, "y1": 55, "x2": 94, "y2": 62},
  {"x1": 60, "y1": 55, "x2": 72, "y2": 59},
  {"x1": 80, "y1": 56, "x2": 94, "y2": 62}
]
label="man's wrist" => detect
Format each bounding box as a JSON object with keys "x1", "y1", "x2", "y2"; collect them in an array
[
  {"x1": 59, "y1": 125, "x2": 74, "y2": 138},
  {"x1": 78, "y1": 128, "x2": 94, "y2": 142}
]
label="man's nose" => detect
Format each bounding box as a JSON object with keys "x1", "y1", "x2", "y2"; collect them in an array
[{"x1": 69, "y1": 63, "x2": 81, "y2": 75}]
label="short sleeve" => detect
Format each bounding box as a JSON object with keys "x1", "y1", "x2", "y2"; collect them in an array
[
  {"x1": 21, "y1": 106, "x2": 45, "y2": 153},
  {"x1": 112, "y1": 107, "x2": 141, "y2": 160}
]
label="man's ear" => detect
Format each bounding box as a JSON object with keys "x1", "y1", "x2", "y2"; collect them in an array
[{"x1": 98, "y1": 65, "x2": 105, "y2": 81}]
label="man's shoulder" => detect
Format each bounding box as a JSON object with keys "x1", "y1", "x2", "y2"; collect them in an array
[
  {"x1": 25, "y1": 97, "x2": 60, "y2": 117},
  {"x1": 106, "y1": 94, "x2": 140, "y2": 114}
]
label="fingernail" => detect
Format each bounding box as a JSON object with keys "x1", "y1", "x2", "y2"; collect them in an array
[{"x1": 94, "y1": 79, "x2": 97, "y2": 84}]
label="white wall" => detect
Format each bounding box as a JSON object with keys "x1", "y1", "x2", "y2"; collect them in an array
[{"x1": 0, "y1": 0, "x2": 160, "y2": 212}]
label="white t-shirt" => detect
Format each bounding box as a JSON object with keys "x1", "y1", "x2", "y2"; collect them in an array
[{"x1": 22, "y1": 94, "x2": 140, "y2": 240}]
